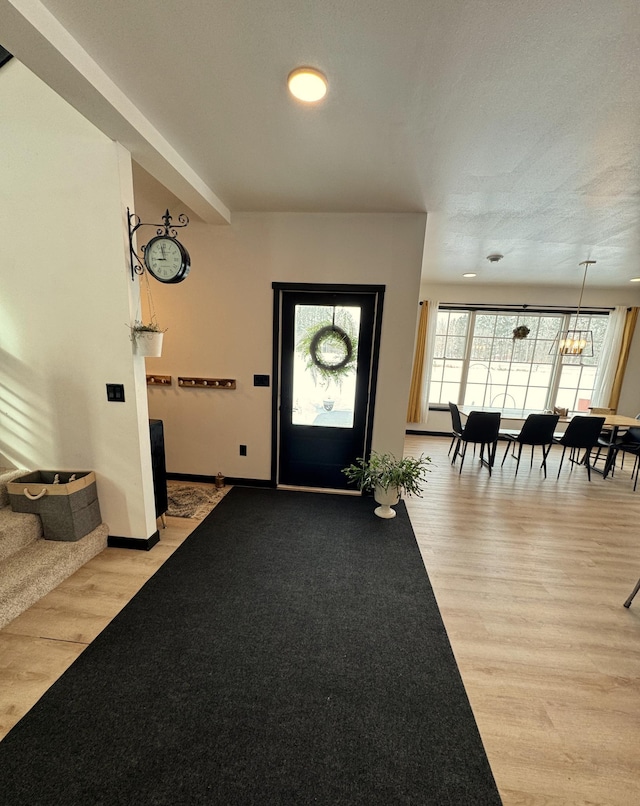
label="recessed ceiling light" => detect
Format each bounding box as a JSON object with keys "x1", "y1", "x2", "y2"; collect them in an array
[
  {"x1": 287, "y1": 67, "x2": 328, "y2": 103},
  {"x1": 463, "y1": 273, "x2": 477, "y2": 278},
  {"x1": 630, "y1": 277, "x2": 640, "y2": 283}
]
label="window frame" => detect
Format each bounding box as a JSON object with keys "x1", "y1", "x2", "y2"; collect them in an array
[{"x1": 429, "y1": 305, "x2": 610, "y2": 412}]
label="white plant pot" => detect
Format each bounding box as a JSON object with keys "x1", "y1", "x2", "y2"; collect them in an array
[
  {"x1": 134, "y1": 331, "x2": 164, "y2": 357},
  {"x1": 373, "y1": 484, "x2": 400, "y2": 519}
]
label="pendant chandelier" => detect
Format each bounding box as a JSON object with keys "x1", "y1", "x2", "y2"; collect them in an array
[{"x1": 551, "y1": 260, "x2": 595, "y2": 357}]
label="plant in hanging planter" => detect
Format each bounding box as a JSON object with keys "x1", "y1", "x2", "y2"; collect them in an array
[
  {"x1": 342, "y1": 451, "x2": 432, "y2": 519},
  {"x1": 129, "y1": 319, "x2": 167, "y2": 335},
  {"x1": 128, "y1": 319, "x2": 167, "y2": 357},
  {"x1": 512, "y1": 325, "x2": 530, "y2": 341}
]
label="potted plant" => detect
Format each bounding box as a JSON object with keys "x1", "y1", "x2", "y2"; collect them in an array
[
  {"x1": 342, "y1": 451, "x2": 432, "y2": 519},
  {"x1": 128, "y1": 319, "x2": 167, "y2": 357},
  {"x1": 512, "y1": 325, "x2": 530, "y2": 341}
]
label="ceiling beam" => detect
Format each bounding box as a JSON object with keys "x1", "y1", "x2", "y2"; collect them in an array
[{"x1": 0, "y1": 0, "x2": 230, "y2": 224}]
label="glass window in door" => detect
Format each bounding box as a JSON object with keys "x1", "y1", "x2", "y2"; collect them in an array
[{"x1": 292, "y1": 304, "x2": 361, "y2": 429}]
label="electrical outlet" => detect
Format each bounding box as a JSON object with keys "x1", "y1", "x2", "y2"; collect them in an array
[{"x1": 239, "y1": 444, "x2": 247, "y2": 456}]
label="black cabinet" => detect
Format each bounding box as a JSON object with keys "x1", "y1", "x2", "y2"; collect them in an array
[{"x1": 149, "y1": 419, "x2": 168, "y2": 521}]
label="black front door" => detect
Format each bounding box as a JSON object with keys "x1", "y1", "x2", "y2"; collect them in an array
[{"x1": 275, "y1": 285, "x2": 384, "y2": 489}]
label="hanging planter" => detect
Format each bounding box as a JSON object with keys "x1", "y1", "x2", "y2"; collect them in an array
[
  {"x1": 512, "y1": 325, "x2": 530, "y2": 341},
  {"x1": 129, "y1": 321, "x2": 166, "y2": 357},
  {"x1": 129, "y1": 268, "x2": 167, "y2": 357}
]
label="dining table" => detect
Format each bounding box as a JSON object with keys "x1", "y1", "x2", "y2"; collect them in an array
[{"x1": 458, "y1": 406, "x2": 570, "y2": 425}]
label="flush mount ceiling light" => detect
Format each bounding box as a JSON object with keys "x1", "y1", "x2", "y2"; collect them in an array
[
  {"x1": 486, "y1": 253, "x2": 504, "y2": 263},
  {"x1": 463, "y1": 273, "x2": 477, "y2": 278},
  {"x1": 630, "y1": 277, "x2": 640, "y2": 283},
  {"x1": 550, "y1": 260, "x2": 596, "y2": 358},
  {"x1": 287, "y1": 67, "x2": 328, "y2": 103}
]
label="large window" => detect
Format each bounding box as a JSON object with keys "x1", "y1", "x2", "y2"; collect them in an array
[{"x1": 429, "y1": 308, "x2": 609, "y2": 412}]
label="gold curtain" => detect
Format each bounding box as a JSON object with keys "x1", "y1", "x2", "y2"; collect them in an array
[
  {"x1": 609, "y1": 307, "x2": 639, "y2": 411},
  {"x1": 407, "y1": 302, "x2": 429, "y2": 422}
]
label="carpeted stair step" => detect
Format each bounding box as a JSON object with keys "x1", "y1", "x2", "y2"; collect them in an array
[
  {"x1": 0, "y1": 523, "x2": 109, "y2": 630},
  {"x1": 0, "y1": 508, "x2": 42, "y2": 562},
  {"x1": 0, "y1": 468, "x2": 28, "y2": 509}
]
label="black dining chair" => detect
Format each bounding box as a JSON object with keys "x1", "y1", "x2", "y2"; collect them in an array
[
  {"x1": 500, "y1": 413, "x2": 560, "y2": 478},
  {"x1": 613, "y1": 420, "x2": 640, "y2": 490},
  {"x1": 448, "y1": 402, "x2": 463, "y2": 457},
  {"x1": 624, "y1": 576, "x2": 640, "y2": 608},
  {"x1": 593, "y1": 413, "x2": 640, "y2": 480},
  {"x1": 625, "y1": 446, "x2": 640, "y2": 492},
  {"x1": 552, "y1": 416, "x2": 606, "y2": 481},
  {"x1": 452, "y1": 411, "x2": 501, "y2": 475}
]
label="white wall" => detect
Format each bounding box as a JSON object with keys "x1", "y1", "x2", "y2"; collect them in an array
[
  {"x1": 0, "y1": 61, "x2": 157, "y2": 540},
  {"x1": 132, "y1": 187, "x2": 427, "y2": 479},
  {"x1": 415, "y1": 281, "x2": 640, "y2": 433}
]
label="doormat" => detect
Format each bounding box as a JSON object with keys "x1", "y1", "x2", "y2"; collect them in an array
[
  {"x1": 166, "y1": 482, "x2": 229, "y2": 519},
  {"x1": 0, "y1": 488, "x2": 502, "y2": 804}
]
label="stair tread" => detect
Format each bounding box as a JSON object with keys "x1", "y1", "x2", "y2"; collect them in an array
[
  {"x1": 0, "y1": 508, "x2": 42, "y2": 562},
  {"x1": 0, "y1": 523, "x2": 109, "y2": 629}
]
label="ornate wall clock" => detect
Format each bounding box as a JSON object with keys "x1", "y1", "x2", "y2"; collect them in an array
[
  {"x1": 143, "y1": 234, "x2": 190, "y2": 283},
  {"x1": 128, "y1": 208, "x2": 191, "y2": 283}
]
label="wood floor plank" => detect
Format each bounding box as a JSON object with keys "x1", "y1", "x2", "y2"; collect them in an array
[
  {"x1": 0, "y1": 633, "x2": 86, "y2": 737},
  {"x1": 0, "y1": 510, "x2": 213, "y2": 742},
  {"x1": 404, "y1": 434, "x2": 640, "y2": 805}
]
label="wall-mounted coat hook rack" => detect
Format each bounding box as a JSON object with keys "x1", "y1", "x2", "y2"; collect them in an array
[{"x1": 178, "y1": 377, "x2": 236, "y2": 389}]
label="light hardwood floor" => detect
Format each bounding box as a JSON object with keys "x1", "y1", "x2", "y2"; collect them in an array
[
  {"x1": 404, "y1": 434, "x2": 640, "y2": 806},
  {"x1": 1, "y1": 443, "x2": 639, "y2": 805}
]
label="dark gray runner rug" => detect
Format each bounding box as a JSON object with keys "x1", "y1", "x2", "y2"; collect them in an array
[{"x1": 0, "y1": 488, "x2": 502, "y2": 805}]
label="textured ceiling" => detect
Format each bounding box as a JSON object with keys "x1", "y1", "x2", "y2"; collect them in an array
[{"x1": 4, "y1": 0, "x2": 640, "y2": 287}]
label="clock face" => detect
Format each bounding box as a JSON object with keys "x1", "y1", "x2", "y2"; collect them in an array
[{"x1": 143, "y1": 236, "x2": 190, "y2": 283}]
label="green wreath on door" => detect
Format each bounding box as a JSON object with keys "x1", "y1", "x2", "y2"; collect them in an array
[{"x1": 296, "y1": 312, "x2": 359, "y2": 390}]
